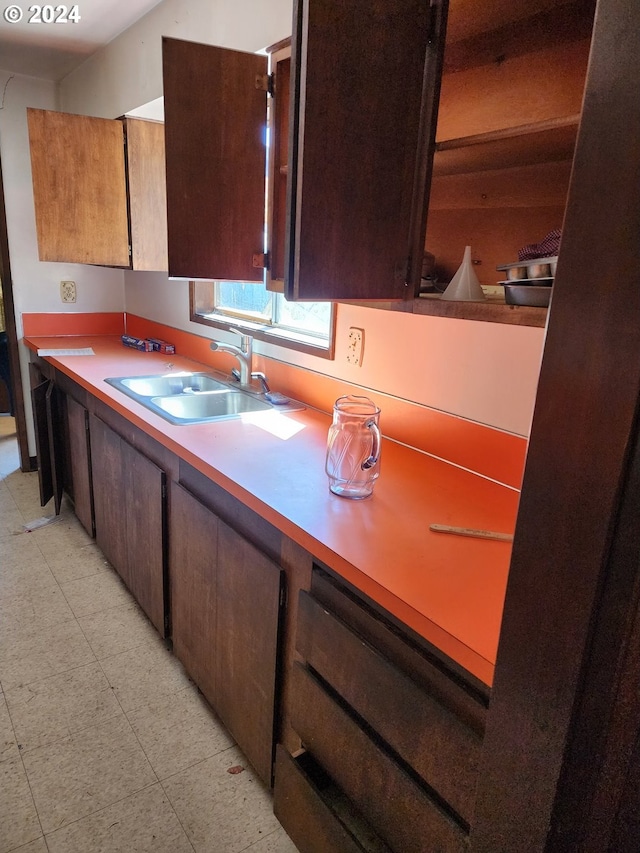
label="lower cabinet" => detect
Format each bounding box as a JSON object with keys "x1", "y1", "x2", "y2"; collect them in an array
[
  {"x1": 274, "y1": 567, "x2": 489, "y2": 852},
  {"x1": 29, "y1": 362, "x2": 64, "y2": 513},
  {"x1": 90, "y1": 413, "x2": 168, "y2": 637},
  {"x1": 170, "y1": 481, "x2": 285, "y2": 787},
  {"x1": 65, "y1": 395, "x2": 94, "y2": 537}
]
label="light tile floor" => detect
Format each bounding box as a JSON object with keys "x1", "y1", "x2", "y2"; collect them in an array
[{"x1": 0, "y1": 416, "x2": 298, "y2": 853}]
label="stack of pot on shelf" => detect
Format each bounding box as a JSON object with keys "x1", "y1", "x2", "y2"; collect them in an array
[{"x1": 497, "y1": 229, "x2": 561, "y2": 307}]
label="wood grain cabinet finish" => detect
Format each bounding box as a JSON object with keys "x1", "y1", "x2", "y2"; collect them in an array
[
  {"x1": 289, "y1": 662, "x2": 468, "y2": 853},
  {"x1": 286, "y1": 0, "x2": 440, "y2": 302},
  {"x1": 29, "y1": 362, "x2": 67, "y2": 515},
  {"x1": 65, "y1": 395, "x2": 94, "y2": 537},
  {"x1": 123, "y1": 117, "x2": 168, "y2": 271},
  {"x1": 169, "y1": 482, "x2": 284, "y2": 786},
  {"x1": 296, "y1": 589, "x2": 483, "y2": 825},
  {"x1": 27, "y1": 108, "x2": 167, "y2": 270},
  {"x1": 90, "y1": 414, "x2": 167, "y2": 637},
  {"x1": 274, "y1": 746, "x2": 391, "y2": 853},
  {"x1": 424, "y1": 0, "x2": 595, "y2": 287},
  {"x1": 276, "y1": 567, "x2": 486, "y2": 851},
  {"x1": 162, "y1": 37, "x2": 268, "y2": 282}
]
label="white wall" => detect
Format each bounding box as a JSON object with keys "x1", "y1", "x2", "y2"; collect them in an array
[{"x1": 59, "y1": 0, "x2": 293, "y2": 117}]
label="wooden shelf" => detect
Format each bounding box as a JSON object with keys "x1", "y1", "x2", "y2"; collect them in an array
[
  {"x1": 414, "y1": 293, "x2": 547, "y2": 327},
  {"x1": 433, "y1": 116, "x2": 580, "y2": 177}
]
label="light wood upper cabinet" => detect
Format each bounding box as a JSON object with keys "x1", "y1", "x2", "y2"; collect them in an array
[
  {"x1": 162, "y1": 37, "x2": 268, "y2": 282},
  {"x1": 27, "y1": 108, "x2": 167, "y2": 271},
  {"x1": 124, "y1": 117, "x2": 168, "y2": 271}
]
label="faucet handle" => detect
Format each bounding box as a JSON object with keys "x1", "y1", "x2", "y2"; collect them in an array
[{"x1": 228, "y1": 327, "x2": 252, "y2": 353}]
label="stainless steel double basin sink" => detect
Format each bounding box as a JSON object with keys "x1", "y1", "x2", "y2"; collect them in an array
[{"x1": 105, "y1": 372, "x2": 273, "y2": 424}]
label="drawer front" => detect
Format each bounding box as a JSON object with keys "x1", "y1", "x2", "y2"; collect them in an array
[
  {"x1": 311, "y1": 569, "x2": 488, "y2": 734},
  {"x1": 274, "y1": 746, "x2": 391, "y2": 853},
  {"x1": 290, "y1": 662, "x2": 468, "y2": 853},
  {"x1": 297, "y1": 589, "x2": 481, "y2": 824}
]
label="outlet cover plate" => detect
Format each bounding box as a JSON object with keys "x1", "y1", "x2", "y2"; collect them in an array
[
  {"x1": 347, "y1": 327, "x2": 364, "y2": 366},
  {"x1": 60, "y1": 280, "x2": 76, "y2": 303}
]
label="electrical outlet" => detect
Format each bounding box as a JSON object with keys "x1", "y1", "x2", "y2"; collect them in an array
[
  {"x1": 60, "y1": 280, "x2": 76, "y2": 303},
  {"x1": 347, "y1": 327, "x2": 364, "y2": 366}
]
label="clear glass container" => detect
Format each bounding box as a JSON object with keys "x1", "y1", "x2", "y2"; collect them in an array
[{"x1": 325, "y1": 395, "x2": 381, "y2": 499}]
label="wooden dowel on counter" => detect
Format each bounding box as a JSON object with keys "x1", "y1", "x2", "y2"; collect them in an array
[{"x1": 429, "y1": 524, "x2": 514, "y2": 542}]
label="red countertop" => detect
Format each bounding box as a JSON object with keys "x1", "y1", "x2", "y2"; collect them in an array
[{"x1": 26, "y1": 335, "x2": 519, "y2": 685}]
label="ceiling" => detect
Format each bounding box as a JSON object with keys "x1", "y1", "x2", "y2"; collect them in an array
[{"x1": 0, "y1": 0, "x2": 165, "y2": 80}]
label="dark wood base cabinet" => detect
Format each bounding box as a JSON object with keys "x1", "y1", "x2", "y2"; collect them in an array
[
  {"x1": 90, "y1": 414, "x2": 168, "y2": 637},
  {"x1": 64, "y1": 395, "x2": 94, "y2": 537},
  {"x1": 170, "y1": 481, "x2": 284, "y2": 787},
  {"x1": 274, "y1": 568, "x2": 488, "y2": 852}
]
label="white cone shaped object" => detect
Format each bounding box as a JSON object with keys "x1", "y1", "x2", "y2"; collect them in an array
[{"x1": 440, "y1": 246, "x2": 486, "y2": 301}]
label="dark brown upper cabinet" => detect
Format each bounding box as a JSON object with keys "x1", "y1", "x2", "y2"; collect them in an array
[
  {"x1": 162, "y1": 37, "x2": 268, "y2": 282},
  {"x1": 161, "y1": 0, "x2": 443, "y2": 301},
  {"x1": 27, "y1": 109, "x2": 168, "y2": 271},
  {"x1": 285, "y1": 0, "x2": 444, "y2": 302}
]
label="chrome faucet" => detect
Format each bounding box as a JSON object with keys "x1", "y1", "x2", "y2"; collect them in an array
[{"x1": 210, "y1": 329, "x2": 253, "y2": 386}]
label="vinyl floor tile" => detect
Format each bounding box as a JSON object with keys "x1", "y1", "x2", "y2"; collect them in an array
[
  {"x1": 22, "y1": 715, "x2": 157, "y2": 834},
  {"x1": 8, "y1": 837, "x2": 48, "y2": 853},
  {"x1": 42, "y1": 540, "x2": 110, "y2": 584},
  {"x1": 0, "y1": 757, "x2": 42, "y2": 853},
  {"x1": 77, "y1": 601, "x2": 159, "y2": 660},
  {"x1": 127, "y1": 684, "x2": 234, "y2": 780},
  {"x1": 0, "y1": 583, "x2": 75, "y2": 633},
  {"x1": 0, "y1": 538, "x2": 52, "y2": 579},
  {"x1": 100, "y1": 639, "x2": 193, "y2": 713},
  {"x1": 246, "y1": 826, "x2": 300, "y2": 853},
  {"x1": 60, "y1": 568, "x2": 132, "y2": 618},
  {"x1": 0, "y1": 695, "x2": 18, "y2": 763},
  {"x1": 0, "y1": 618, "x2": 96, "y2": 691},
  {"x1": 162, "y1": 745, "x2": 280, "y2": 853},
  {"x1": 45, "y1": 783, "x2": 194, "y2": 853},
  {"x1": 5, "y1": 661, "x2": 123, "y2": 754}
]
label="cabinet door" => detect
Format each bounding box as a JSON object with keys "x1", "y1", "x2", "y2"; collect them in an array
[
  {"x1": 266, "y1": 41, "x2": 291, "y2": 291},
  {"x1": 29, "y1": 370, "x2": 54, "y2": 508},
  {"x1": 122, "y1": 441, "x2": 167, "y2": 636},
  {"x1": 90, "y1": 415, "x2": 129, "y2": 584},
  {"x1": 286, "y1": 0, "x2": 437, "y2": 301},
  {"x1": 169, "y1": 484, "x2": 284, "y2": 786},
  {"x1": 27, "y1": 108, "x2": 130, "y2": 267},
  {"x1": 65, "y1": 397, "x2": 94, "y2": 537},
  {"x1": 125, "y1": 117, "x2": 168, "y2": 272},
  {"x1": 216, "y1": 519, "x2": 284, "y2": 786},
  {"x1": 170, "y1": 482, "x2": 219, "y2": 703},
  {"x1": 45, "y1": 382, "x2": 64, "y2": 516},
  {"x1": 162, "y1": 37, "x2": 268, "y2": 281}
]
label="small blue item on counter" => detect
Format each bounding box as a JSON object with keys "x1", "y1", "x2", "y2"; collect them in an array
[
  {"x1": 145, "y1": 337, "x2": 176, "y2": 354},
  {"x1": 121, "y1": 334, "x2": 153, "y2": 352}
]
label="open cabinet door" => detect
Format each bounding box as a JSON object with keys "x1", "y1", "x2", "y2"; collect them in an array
[
  {"x1": 45, "y1": 382, "x2": 64, "y2": 516},
  {"x1": 30, "y1": 372, "x2": 53, "y2": 508},
  {"x1": 286, "y1": 0, "x2": 444, "y2": 301},
  {"x1": 162, "y1": 37, "x2": 268, "y2": 282}
]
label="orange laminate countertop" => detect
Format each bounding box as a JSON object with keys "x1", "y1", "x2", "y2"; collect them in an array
[{"x1": 26, "y1": 335, "x2": 520, "y2": 685}]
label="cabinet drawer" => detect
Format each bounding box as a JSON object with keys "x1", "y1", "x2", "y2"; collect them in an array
[
  {"x1": 290, "y1": 662, "x2": 468, "y2": 853},
  {"x1": 297, "y1": 589, "x2": 481, "y2": 824},
  {"x1": 274, "y1": 746, "x2": 391, "y2": 853}
]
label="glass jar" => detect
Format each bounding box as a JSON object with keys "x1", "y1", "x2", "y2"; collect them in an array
[{"x1": 325, "y1": 395, "x2": 381, "y2": 499}]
